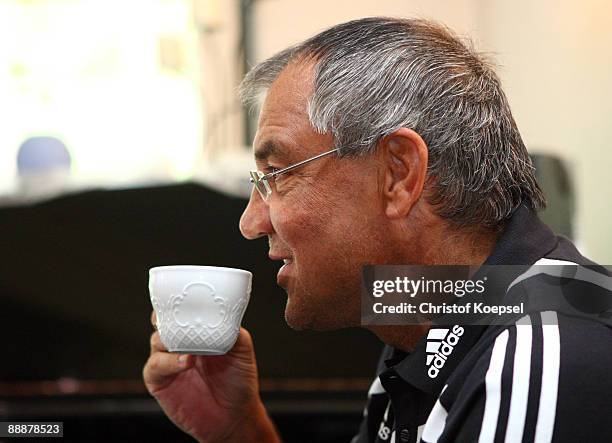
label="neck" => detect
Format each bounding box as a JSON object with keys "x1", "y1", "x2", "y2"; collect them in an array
[
  {"x1": 366, "y1": 324, "x2": 431, "y2": 352},
  {"x1": 365, "y1": 216, "x2": 501, "y2": 352},
  {"x1": 413, "y1": 215, "x2": 502, "y2": 266}
]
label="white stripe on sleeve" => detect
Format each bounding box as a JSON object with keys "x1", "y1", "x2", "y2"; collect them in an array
[
  {"x1": 421, "y1": 385, "x2": 448, "y2": 443},
  {"x1": 504, "y1": 315, "x2": 533, "y2": 443},
  {"x1": 507, "y1": 258, "x2": 611, "y2": 292},
  {"x1": 534, "y1": 311, "x2": 560, "y2": 443},
  {"x1": 479, "y1": 329, "x2": 510, "y2": 443}
]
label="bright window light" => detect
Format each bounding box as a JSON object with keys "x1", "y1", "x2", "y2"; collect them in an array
[{"x1": 0, "y1": 0, "x2": 204, "y2": 199}]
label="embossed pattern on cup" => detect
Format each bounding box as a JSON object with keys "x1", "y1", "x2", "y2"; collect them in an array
[{"x1": 149, "y1": 265, "x2": 252, "y2": 355}]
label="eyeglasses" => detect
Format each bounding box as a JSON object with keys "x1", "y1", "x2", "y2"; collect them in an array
[{"x1": 249, "y1": 147, "x2": 341, "y2": 201}]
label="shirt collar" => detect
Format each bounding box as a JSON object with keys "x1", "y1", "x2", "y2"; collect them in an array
[{"x1": 387, "y1": 205, "x2": 559, "y2": 396}]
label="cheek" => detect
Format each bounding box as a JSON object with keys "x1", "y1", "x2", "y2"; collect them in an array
[
  {"x1": 270, "y1": 174, "x2": 382, "y2": 270},
  {"x1": 271, "y1": 187, "x2": 333, "y2": 249}
]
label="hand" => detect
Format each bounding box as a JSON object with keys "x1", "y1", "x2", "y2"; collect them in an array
[{"x1": 143, "y1": 312, "x2": 279, "y2": 443}]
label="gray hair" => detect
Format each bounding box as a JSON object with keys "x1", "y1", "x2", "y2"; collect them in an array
[{"x1": 240, "y1": 17, "x2": 545, "y2": 228}]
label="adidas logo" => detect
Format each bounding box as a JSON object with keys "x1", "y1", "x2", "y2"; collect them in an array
[{"x1": 426, "y1": 325, "x2": 464, "y2": 378}]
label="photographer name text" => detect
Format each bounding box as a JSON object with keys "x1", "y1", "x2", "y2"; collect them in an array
[{"x1": 372, "y1": 302, "x2": 525, "y2": 316}]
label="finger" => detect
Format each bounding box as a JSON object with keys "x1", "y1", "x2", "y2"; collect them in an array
[
  {"x1": 228, "y1": 327, "x2": 255, "y2": 359},
  {"x1": 150, "y1": 311, "x2": 157, "y2": 328},
  {"x1": 143, "y1": 351, "x2": 193, "y2": 388},
  {"x1": 235, "y1": 327, "x2": 254, "y2": 350},
  {"x1": 150, "y1": 331, "x2": 167, "y2": 353}
]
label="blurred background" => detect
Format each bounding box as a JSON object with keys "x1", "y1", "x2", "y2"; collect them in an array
[{"x1": 0, "y1": 0, "x2": 610, "y2": 441}]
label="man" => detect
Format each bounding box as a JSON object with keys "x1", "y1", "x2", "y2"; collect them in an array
[{"x1": 143, "y1": 18, "x2": 612, "y2": 442}]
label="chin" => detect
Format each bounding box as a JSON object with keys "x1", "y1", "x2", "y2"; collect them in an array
[
  {"x1": 284, "y1": 308, "x2": 312, "y2": 331},
  {"x1": 284, "y1": 303, "x2": 354, "y2": 332}
]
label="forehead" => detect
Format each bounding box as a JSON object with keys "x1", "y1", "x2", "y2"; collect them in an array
[
  {"x1": 254, "y1": 61, "x2": 327, "y2": 162},
  {"x1": 262, "y1": 60, "x2": 314, "y2": 118}
]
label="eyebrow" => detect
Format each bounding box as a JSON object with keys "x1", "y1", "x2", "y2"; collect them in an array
[{"x1": 254, "y1": 139, "x2": 290, "y2": 162}]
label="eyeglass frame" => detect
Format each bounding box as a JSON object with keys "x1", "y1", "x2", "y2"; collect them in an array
[{"x1": 249, "y1": 147, "x2": 341, "y2": 201}]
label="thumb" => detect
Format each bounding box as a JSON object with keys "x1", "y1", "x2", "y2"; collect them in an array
[{"x1": 143, "y1": 352, "x2": 194, "y2": 390}]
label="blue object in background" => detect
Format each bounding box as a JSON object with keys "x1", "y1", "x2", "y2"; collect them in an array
[{"x1": 17, "y1": 136, "x2": 71, "y2": 175}]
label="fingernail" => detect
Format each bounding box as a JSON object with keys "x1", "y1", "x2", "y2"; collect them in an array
[{"x1": 178, "y1": 355, "x2": 188, "y2": 366}]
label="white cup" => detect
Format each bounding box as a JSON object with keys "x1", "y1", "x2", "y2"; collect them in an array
[{"x1": 148, "y1": 265, "x2": 252, "y2": 355}]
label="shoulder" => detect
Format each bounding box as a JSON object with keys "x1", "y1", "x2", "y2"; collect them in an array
[
  {"x1": 469, "y1": 311, "x2": 612, "y2": 398},
  {"x1": 424, "y1": 312, "x2": 612, "y2": 442}
]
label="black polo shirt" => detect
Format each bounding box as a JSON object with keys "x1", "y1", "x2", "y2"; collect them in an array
[{"x1": 352, "y1": 206, "x2": 612, "y2": 443}]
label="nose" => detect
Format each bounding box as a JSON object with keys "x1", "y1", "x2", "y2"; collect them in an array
[{"x1": 239, "y1": 188, "x2": 273, "y2": 240}]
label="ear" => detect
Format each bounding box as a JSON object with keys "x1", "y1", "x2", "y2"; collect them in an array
[{"x1": 380, "y1": 128, "x2": 428, "y2": 219}]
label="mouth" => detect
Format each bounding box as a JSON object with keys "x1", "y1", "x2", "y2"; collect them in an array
[
  {"x1": 279, "y1": 258, "x2": 294, "y2": 272},
  {"x1": 269, "y1": 253, "x2": 294, "y2": 287}
]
